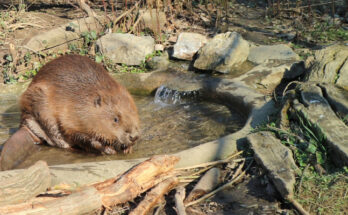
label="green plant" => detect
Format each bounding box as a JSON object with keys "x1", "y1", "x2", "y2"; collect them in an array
[
  {"x1": 81, "y1": 30, "x2": 97, "y2": 47},
  {"x1": 68, "y1": 43, "x2": 78, "y2": 52},
  {"x1": 342, "y1": 114, "x2": 348, "y2": 125},
  {"x1": 119, "y1": 63, "x2": 146, "y2": 73},
  {"x1": 20, "y1": 69, "x2": 37, "y2": 80}
]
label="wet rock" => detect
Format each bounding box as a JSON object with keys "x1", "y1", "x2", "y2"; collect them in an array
[
  {"x1": 247, "y1": 44, "x2": 299, "y2": 65},
  {"x1": 247, "y1": 131, "x2": 298, "y2": 199},
  {"x1": 294, "y1": 84, "x2": 348, "y2": 166},
  {"x1": 232, "y1": 61, "x2": 305, "y2": 94},
  {"x1": 194, "y1": 32, "x2": 249, "y2": 73},
  {"x1": 147, "y1": 51, "x2": 170, "y2": 71},
  {"x1": 305, "y1": 45, "x2": 348, "y2": 88},
  {"x1": 96, "y1": 33, "x2": 155, "y2": 66},
  {"x1": 320, "y1": 84, "x2": 348, "y2": 118},
  {"x1": 172, "y1": 32, "x2": 208, "y2": 60},
  {"x1": 234, "y1": 63, "x2": 291, "y2": 94},
  {"x1": 24, "y1": 16, "x2": 105, "y2": 52},
  {"x1": 141, "y1": 9, "x2": 166, "y2": 35}
]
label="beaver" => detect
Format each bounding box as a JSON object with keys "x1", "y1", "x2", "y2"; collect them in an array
[{"x1": 0, "y1": 55, "x2": 140, "y2": 170}]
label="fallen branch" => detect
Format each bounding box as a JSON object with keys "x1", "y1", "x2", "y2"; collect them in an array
[
  {"x1": 129, "y1": 177, "x2": 179, "y2": 215},
  {"x1": 0, "y1": 155, "x2": 179, "y2": 214},
  {"x1": 185, "y1": 160, "x2": 253, "y2": 207},
  {"x1": 76, "y1": 0, "x2": 97, "y2": 17},
  {"x1": 174, "y1": 186, "x2": 187, "y2": 215},
  {"x1": 99, "y1": 155, "x2": 179, "y2": 207},
  {"x1": 288, "y1": 198, "x2": 310, "y2": 215},
  {"x1": 185, "y1": 168, "x2": 221, "y2": 203}
]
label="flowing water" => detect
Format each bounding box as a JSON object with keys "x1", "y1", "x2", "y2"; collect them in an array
[{"x1": 0, "y1": 86, "x2": 245, "y2": 168}]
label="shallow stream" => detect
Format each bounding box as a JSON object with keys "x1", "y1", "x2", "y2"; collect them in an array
[{"x1": 0, "y1": 87, "x2": 245, "y2": 168}]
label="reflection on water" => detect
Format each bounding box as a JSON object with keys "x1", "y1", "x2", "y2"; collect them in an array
[{"x1": 0, "y1": 93, "x2": 245, "y2": 168}]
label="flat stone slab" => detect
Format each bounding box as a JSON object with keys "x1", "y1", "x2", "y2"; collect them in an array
[
  {"x1": 247, "y1": 131, "x2": 298, "y2": 198},
  {"x1": 305, "y1": 45, "x2": 348, "y2": 89},
  {"x1": 96, "y1": 33, "x2": 155, "y2": 65},
  {"x1": 172, "y1": 32, "x2": 208, "y2": 60},
  {"x1": 247, "y1": 44, "x2": 299, "y2": 65},
  {"x1": 233, "y1": 63, "x2": 292, "y2": 94},
  {"x1": 294, "y1": 84, "x2": 348, "y2": 166},
  {"x1": 320, "y1": 83, "x2": 348, "y2": 117}
]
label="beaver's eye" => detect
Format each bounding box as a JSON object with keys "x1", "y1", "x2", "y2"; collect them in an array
[{"x1": 114, "y1": 117, "x2": 119, "y2": 123}]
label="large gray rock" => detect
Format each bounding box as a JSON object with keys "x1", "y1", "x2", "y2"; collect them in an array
[
  {"x1": 194, "y1": 32, "x2": 249, "y2": 73},
  {"x1": 247, "y1": 44, "x2": 299, "y2": 65},
  {"x1": 306, "y1": 45, "x2": 348, "y2": 88},
  {"x1": 96, "y1": 33, "x2": 155, "y2": 65},
  {"x1": 24, "y1": 16, "x2": 105, "y2": 52},
  {"x1": 247, "y1": 131, "x2": 298, "y2": 199},
  {"x1": 172, "y1": 32, "x2": 208, "y2": 60},
  {"x1": 294, "y1": 84, "x2": 348, "y2": 166}
]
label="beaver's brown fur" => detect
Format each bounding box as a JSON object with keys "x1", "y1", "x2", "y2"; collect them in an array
[{"x1": 19, "y1": 54, "x2": 140, "y2": 154}]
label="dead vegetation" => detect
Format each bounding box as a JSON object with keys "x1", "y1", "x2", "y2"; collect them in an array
[
  {"x1": 1, "y1": 0, "x2": 348, "y2": 84},
  {"x1": 0, "y1": 153, "x2": 255, "y2": 215}
]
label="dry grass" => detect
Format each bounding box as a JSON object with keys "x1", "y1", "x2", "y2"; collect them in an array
[{"x1": 296, "y1": 170, "x2": 348, "y2": 214}]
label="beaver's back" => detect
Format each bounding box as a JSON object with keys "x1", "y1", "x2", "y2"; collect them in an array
[{"x1": 31, "y1": 55, "x2": 120, "y2": 97}]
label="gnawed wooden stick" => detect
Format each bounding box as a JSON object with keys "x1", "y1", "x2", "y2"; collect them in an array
[
  {"x1": 0, "y1": 160, "x2": 51, "y2": 207},
  {"x1": 185, "y1": 167, "x2": 221, "y2": 203},
  {"x1": 185, "y1": 160, "x2": 253, "y2": 207},
  {"x1": 174, "y1": 186, "x2": 187, "y2": 215},
  {"x1": 0, "y1": 155, "x2": 179, "y2": 214},
  {"x1": 99, "y1": 155, "x2": 179, "y2": 207},
  {"x1": 129, "y1": 177, "x2": 179, "y2": 215}
]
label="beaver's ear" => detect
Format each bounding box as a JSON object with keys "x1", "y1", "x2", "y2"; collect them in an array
[{"x1": 94, "y1": 95, "x2": 102, "y2": 108}]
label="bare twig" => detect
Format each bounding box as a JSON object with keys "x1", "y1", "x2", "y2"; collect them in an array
[
  {"x1": 112, "y1": 1, "x2": 140, "y2": 31},
  {"x1": 76, "y1": 0, "x2": 97, "y2": 17},
  {"x1": 288, "y1": 198, "x2": 310, "y2": 215},
  {"x1": 176, "y1": 151, "x2": 244, "y2": 171},
  {"x1": 282, "y1": 81, "x2": 301, "y2": 98},
  {"x1": 296, "y1": 164, "x2": 310, "y2": 194}
]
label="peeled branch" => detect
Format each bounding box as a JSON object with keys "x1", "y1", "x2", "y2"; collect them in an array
[
  {"x1": 98, "y1": 155, "x2": 179, "y2": 207},
  {"x1": 129, "y1": 177, "x2": 179, "y2": 215},
  {"x1": 185, "y1": 167, "x2": 221, "y2": 203}
]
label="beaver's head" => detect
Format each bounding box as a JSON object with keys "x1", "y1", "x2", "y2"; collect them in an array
[{"x1": 79, "y1": 85, "x2": 140, "y2": 154}]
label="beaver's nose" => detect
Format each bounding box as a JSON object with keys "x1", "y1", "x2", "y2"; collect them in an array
[{"x1": 129, "y1": 135, "x2": 139, "y2": 142}]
